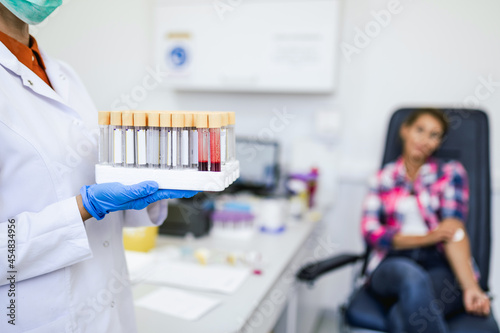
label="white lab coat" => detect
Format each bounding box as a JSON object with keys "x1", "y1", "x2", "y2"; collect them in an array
[{"x1": 0, "y1": 42, "x2": 167, "y2": 332}]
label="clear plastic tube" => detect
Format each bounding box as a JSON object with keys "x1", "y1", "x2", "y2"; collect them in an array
[
  {"x1": 124, "y1": 127, "x2": 135, "y2": 167},
  {"x1": 160, "y1": 112, "x2": 172, "y2": 169},
  {"x1": 181, "y1": 126, "x2": 190, "y2": 168},
  {"x1": 108, "y1": 127, "x2": 113, "y2": 164},
  {"x1": 160, "y1": 127, "x2": 172, "y2": 169},
  {"x1": 221, "y1": 127, "x2": 227, "y2": 165},
  {"x1": 136, "y1": 126, "x2": 147, "y2": 167},
  {"x1": 99, "y1": 125, "x2": 109, "y2": 164},
  {"x1": 122, "y1": 111, "x2": 135, "y2": 167},
  {"x1": 111, "y1": 126, "x2": 123, "y2": 166},
  {"x1": 172, "y1": 113, "x2": 184, "y2": 170},
  {"x1": 147, "y1": 112, "x2": 160, "y2": 168},
  {"x1": 220, "y1": 112, "x2": 228, "y2": 166},
  {"x1": 191, "y1": 127, "x2": 198, "y2": 169},
  {"x1": 134, "y1": 112, "x2": 147, "y2": 168},
  {"x1": 172, "y1": 127, "x2": 181, "y2": 169},
  {"x1": 227, "y1": 124, "x2": 235, "y2": 162},
  {"x1": 185, "y1": 113, "x2": 198, "y2": 169},
  {"x1": 98, "y1": 111, "x2": 110, "y2": 165},
  {"x1": 148, "y1": 127, "x2": 160, "y2": 168},
  {"x1": 228, "y1": 112, "x2": 236, "y2": 162},
  {"x1": 110, "y1": 111, "x2": 124, "y2": 167}
]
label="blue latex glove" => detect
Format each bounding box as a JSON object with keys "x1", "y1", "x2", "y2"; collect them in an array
[{"x1": 80, "y1": 181, "x2": 197, "y2": 220}]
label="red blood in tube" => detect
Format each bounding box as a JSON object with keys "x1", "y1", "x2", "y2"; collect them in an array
[
  {"x1": 198, "y1": 162, "x2": 208, "y2": 171},
  {"x1": 210, "y1": 128, "x2": 221, "y2": 172},
  {"x1": 198, "y1": 128, "x2": 209, "y2": 171}
]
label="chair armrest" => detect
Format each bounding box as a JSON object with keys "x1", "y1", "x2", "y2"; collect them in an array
[{"x1": 296, "y1": 253, "x2": 364, "y2": 283}]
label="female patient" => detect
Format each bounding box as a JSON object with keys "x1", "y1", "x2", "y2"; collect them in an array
[{"x1": 361, "y1": 109, "x2": 494, "y2": 333}]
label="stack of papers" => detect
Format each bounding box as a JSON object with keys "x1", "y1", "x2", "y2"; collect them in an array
[
  {"x1": 136, "y1": 287, "x2": 221, "y2": 321},
  {"x1": 144, "y1": 261, "x2": 250, "y2": 294}
]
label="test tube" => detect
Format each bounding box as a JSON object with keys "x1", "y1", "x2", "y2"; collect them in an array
[
  {"x1": 110, "y1": 111, "x2": 124, "y2": 167},
  {"x1": 228, "y1": 111, "x2": 236, "y2": 162},
  {"x1": 122, "y1": 111, "x2": 135, "y2": 167},
  {"x1": 98, "y1": 111, "x2": 110, "y2": 165},
  {"x1": 147, "y1": 112, "x2": 160, "y2": 168},
  {"x1": 171, "y1": 113, "x2": 183, "y2": 169},
  {"x1": 220, "y1": 112, "x2": 228, "y2": 166},
  {"x1": 196, "y1": 113, "x2": 209, "y2": 171},
  {"x1": 181, "y1": 113, "x2": 191, "y2": 169},
  {"x1": 209, "y1": 113, "x2": 221, "y2": 172},
  {"x1": 159, "y1": 112, "x2": 172, "y2": 169},
  {"x1": 134, "y1": 112, "x2": 147, "y2": 168},
  {"x1": 185, "y1": 113, "x2": 198, "y2": 169}
]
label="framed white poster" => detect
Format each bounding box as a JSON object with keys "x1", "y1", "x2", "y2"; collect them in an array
[{"x1": 155, "y1": 0, "x2": 341, "y2": 93}]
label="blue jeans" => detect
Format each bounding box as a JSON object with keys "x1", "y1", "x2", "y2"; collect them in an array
[{"x1": 368, "y1": 247, "x2": 463, "y2": 333}]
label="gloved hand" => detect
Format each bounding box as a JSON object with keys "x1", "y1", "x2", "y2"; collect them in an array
[{"x1": 80, "y1": 181, "x2": 197, "y2": 220}]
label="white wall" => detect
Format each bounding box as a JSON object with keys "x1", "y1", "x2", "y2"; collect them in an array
[{"x1": 35, "y1": 0, "x2": 500, "y2": 325}]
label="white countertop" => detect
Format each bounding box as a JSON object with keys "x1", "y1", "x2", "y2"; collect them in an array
[{"x1": 132, "y1": 219, "x2": 319, "y2": 333}]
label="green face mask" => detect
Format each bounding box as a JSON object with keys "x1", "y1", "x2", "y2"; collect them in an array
[{"x1": 0, "y1": 0, "x2": 63, "y2": 25}]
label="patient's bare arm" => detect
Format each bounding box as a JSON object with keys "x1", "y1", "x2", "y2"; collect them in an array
[{"x1": 441, "y1": 218, "x2": 490, "y2": 317}]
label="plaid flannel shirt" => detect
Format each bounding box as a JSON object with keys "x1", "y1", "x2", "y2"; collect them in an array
[{"x1": 361, "y1": 157, "x2": 474, "y2": 275}]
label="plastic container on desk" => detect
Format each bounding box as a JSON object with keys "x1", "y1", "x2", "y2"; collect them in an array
[{"x1": 123, "y1": 226, "x2": 159, "y2": 252}]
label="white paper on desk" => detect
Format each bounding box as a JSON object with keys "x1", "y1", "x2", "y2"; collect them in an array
[
  {"x1": 136, "y1": 287, "x2": 221, "y2": 321},
  {"x1": 144, "y1": 261, "x2": 250, "y2": 294}
]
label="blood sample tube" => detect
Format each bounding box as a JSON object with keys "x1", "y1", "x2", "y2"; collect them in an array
[
  {"x1": 181, "y1": 113, "x2": 191, "y2": 169},
  {"x1": 98, "y1": 111, "x2": 110, "y2": 165},
  {"x1": 147, "y1": 112, "x2": 160, "y2": 168},
  {"x1": 159, "y1": 112, "x2": 172, "y2": 169},
  {"x1": 110, "y1": 111, "x2": 124, "y2": 167},
  {"x1": 185, "y1": 112, "x2": 198, "y2": 169},
  {"x1": 134, "y1": 112, "x2": 147, "y2": 168},
  {"x1": 171, "y1": 113, "x2": 183, "y2": 169},
  {"x1": 209, "y1": 113, "x2": 221, "y2": 172},
  {"x1": 122, "y1": 111, "x2": 135, "y2": 168},
  {"x1": 228, "y1": 111, "x2": 236, "y2": 162},
  {"x1": 220, "y1": 112, "x2": 228, "y2": 166},
  {"x1": 196, "y1": 113, "x2": 209, "y2": 171}
]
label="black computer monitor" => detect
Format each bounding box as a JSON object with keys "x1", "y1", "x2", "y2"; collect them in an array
[{"x1": 228, "y1": 137, "x2": 280, "y2": 195}]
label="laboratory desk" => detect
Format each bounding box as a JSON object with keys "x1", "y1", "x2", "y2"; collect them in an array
[{"x1": 131, "y1": 219, "x2": 321, "y2": 333}]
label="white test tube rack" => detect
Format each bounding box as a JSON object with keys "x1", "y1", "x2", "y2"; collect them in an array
[{"x1": 95, "y1": 160, "x2": 240, "y2": 192}]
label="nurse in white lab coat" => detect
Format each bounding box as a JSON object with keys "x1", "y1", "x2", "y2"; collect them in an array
[{"x1": 0, "y1": 2, "x2": 195, "y2": 332}]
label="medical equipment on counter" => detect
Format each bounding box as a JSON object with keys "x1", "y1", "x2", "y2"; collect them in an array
[
  {"x1": 256, "y1": 197, "x2": 288, "y2": 233},
  {"x1": 159, "y1": 198, "x2": 212, "y2": 238},
  {"x1": 210, "y1": 210, "x2": 255, "y2": 239},
  {"x1": 228, "y1": 138, "x2": 279, "y2": 195},
  {"x1": 287, "y1": 168, "x2": 319, "y2": 208},
  {"x1": 213, "y1": 194, "x2": 289, "y2": 234},
  {"x1": 192, "y1": 248, "x2": 264, "y2": 275}
]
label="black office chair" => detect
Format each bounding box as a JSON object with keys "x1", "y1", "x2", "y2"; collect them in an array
[{"x1": 297, "y1": 108, "x2": 499, "y2": 333}]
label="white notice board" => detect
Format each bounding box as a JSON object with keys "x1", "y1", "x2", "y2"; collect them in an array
[{"x1": 155, "y1": 0, "x2": 341, "y2": 93}]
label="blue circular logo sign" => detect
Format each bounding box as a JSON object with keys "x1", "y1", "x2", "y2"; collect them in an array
[{"x1": 169, "y1": 47, "x2": 188, "y2": 68}]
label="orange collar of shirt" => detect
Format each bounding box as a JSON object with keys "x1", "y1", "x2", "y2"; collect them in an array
[{"x1": 0, "y1": 30, "x2": 52, "y2": 88}]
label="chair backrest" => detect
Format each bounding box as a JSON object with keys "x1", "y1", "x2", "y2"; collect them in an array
[{"x1": 381, "y1": 108, "x2": 492, "y2": 291}]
